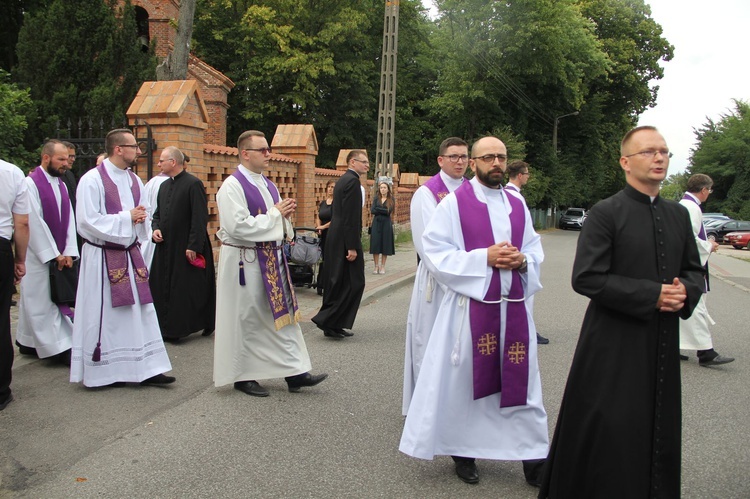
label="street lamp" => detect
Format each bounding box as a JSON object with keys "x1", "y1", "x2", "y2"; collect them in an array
[{"x1": 552, "y1": 111, "x2": 579, "y2": 155}]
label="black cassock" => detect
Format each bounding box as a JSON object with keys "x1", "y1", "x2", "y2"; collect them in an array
[
  {"x1": 540, "y1": 185, "x2": 705, "y2": 499},
  {"x1": 149, "y1": 170, "x2": 216, "y2": 340},
  {"x1": 312, "y1": 169, "x2": 365, "y2": 330}
]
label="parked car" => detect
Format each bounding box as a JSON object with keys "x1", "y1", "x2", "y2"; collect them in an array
[
  {"x1": 725, "y1": 231, "x2": 750, "y2": 249},
  {"x1": 559, "y1": 208, "x2": 587, "y2": 230},
  {"x1": 705, "y1": 220, "x2": 750, "y2": 243}
]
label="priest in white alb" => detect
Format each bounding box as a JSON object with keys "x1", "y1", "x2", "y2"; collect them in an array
[
  {"x1": 402, "y1": 137, "x2": 467, "y2": 416},
  {"x1": 213, "y1": 130, "x2": 327, "y2": 398},
  {"x1": 399, "y1": 136, "x2": 548, "y2": 487},
  {"x1": 17, "y1": 140, "x2": 79, "y2": 365},
  {"x1": 70, "y1": 128, "x2": 175, "y2": 388}
]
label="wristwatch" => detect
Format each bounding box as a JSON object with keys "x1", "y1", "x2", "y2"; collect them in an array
[{"x1": 518, "y1": 256, "x2": 528, "y2": 273}]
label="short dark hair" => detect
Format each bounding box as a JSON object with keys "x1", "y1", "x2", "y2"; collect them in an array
[
  {"x1": 41, "y1": 139, "x2": 65, "y2": 158},
  {"x1": 438, "y1": 137, "x2": 468, "y2": 156},
  {"x1": 507, "y1": 160, "x2": 529, "y2": 179},
  {"x1": 61, "y1": 141, "x2": 75, "y2": 150},
  {"x1": 621, "y1": 126, "x2": 658, "y2": 156},
  {"x1": 347, "y1": 150, "x2": 366, "y2": 163},
  {"x1": 686, "y1": 174, "x2": 713, "y2": 193},
  {"x1": 105, "y1": 128, "x2": 134, "y2": 156},
  {"x1": 237, "y1": 130, "x2": 265, "y2": 151}
]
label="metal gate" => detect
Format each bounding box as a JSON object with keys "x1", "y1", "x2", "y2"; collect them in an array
[{"x1": 55, "y1": 117, "x2": 157, "y2": 179}]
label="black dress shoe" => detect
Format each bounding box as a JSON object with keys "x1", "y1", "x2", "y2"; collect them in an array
[
  {"x1": 140, "y1": 373, "x2": 176, "y2": 385},
  {"x1": 234, "y1": 380, "x2": 269, "y2": 397},
  {"x1": 15, "y1": 341, "x2": 37, "y2": 356},
  {"x1": 322, "y1": 327, "x2": 345, "y2": 338},
  {"x1": 0, "y1": 393, "x2": 13, "y2": 411},
  {"x1": 536, "y1": 333, "x2": 549, "y2": 345},
  {"x1": 337, "y1": 328, "x2": 354, "y2": 337},
  {"x1": 106, "y1": 382, "x2": 127, "y2": 388},
  {"x1": 699, "y1": 354, "x2": 735, "y2": 367},
  {"x1": 162, "y1": 336, "x2": 181, "y2": 344},
  {"x1": 56, "y1": 349, "x2": 71, "y2": 366},
  {"x1": 452, "y1": 456, "x2": 479, "y2": 484},
  {"x1": 679, "y1": 354, "x2": 689, "y2": 361},
  {"x1": 201, "y1": 328, "x2": 215, "y2": 337},
  {"x1": 285, "y1": 372, "x2": 328, "y2": 393}
]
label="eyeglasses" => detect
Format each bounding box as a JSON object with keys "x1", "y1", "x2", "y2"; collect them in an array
[
  {"x1": 472, "y1": 154, "x2": 508, "y2": 163},
  {"x1": 352, "y1": 158, "x2": 370, "y2": 165},
  {"x1": 441, "y1": 154, "x2": 469, "y2": 164},
  {"x1": 704, "y1": 187, "x2": 713, "y2": 194},
  {"x1": 158, "y1": 158, "x2": 175, "y2": 164},
  {"x1": 244, "y1": 147, "x2": 272, "y2": 154},
  {"x1": 118, "y1": 144, "x2": 139, "y2": 149},
  {"x1": 624, "y1": 149, "x2": 673, "y2": 159}
]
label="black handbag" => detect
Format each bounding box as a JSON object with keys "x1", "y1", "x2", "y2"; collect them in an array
[{"x1": 49, "y1": 259, "x2": 79, "y2": 306}]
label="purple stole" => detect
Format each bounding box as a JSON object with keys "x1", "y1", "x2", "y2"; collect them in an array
[
  {"x1": 95, "y1": 164, "x2": 153, "y2": 307},
  {"x1": 231, "y1": 170, "x2": 300, "y2": 330},
  {"x1": 504, "y1": 183, "x2": 520, "y2": 193},
  {"x1": 455, "y1": 181, "x2": 530, "y2": 408},
  {"x1": 424, "y1": 174, "x2": 451, "y2": 204},
  {"x1": 29, "y1": 167, "x2": 74, "y2": 319},
  {"x1": 682, "y1": 193, "x2": 710, "y2": 292}
]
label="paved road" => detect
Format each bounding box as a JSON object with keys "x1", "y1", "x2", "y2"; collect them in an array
[{"x1": 1, "y1": 230, "x2": 748, "y2": 498}]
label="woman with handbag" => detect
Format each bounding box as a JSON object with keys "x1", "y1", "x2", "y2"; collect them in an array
[{"x1": 369, "y1": 182, "x2": 395, "y2": 274}]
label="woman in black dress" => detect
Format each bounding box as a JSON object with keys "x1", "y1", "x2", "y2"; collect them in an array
[
  {"x1": 369, "y1": 181, "x2": 395, "y2": 274},
  {"x1": 315, "y1": 180, "x2": 335, "y2": 295}
]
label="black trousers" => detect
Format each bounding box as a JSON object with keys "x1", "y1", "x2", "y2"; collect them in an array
[{"x1": 0, "y1": 238, "x2": 14, "y2": 401}]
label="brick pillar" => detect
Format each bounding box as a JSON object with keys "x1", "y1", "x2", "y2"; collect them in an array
[{"x1": 271, "y1": 125, "x2": 319, "y2": 229}]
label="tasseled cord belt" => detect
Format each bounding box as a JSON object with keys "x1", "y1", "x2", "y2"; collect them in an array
[{"x1": 221, "y1": 241, "x2": 284, "y2": 286}]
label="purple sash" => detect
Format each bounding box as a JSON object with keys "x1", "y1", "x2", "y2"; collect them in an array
[
  {"x1": 424, "y1": 174, "x2": 451, "y2": 204},
  {"x1": 29, "y1": 167, "x2": 71, "y2": 253},
  {"x1": 504, "y1": 183, "x2": 520, "y2": 193},
  {"x1": 456, "y1": 181, "x2": 530, "y2": 408},
  {"x1": 231, "y1": 170, "x2": 300, "y2": 330},
  {"x1": 96, "y1": 163, "x2": 153, "y2": 307},
  {"x1": 30, "y1": 167, "x2": 74, "y2": 319}
]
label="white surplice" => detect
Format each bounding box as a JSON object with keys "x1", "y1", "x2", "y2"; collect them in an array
[
  {"x1": 16, "y1": 169, "x2": 79, "y2": 358},
  {"x1": 213, "y1": 166, "x2": 311, "y2": 387},
  {"x1": 400, "y1": 177, "x2": 549, "y2": 461},
  {"x1": 402, "y1": 171, "x2": 463, "y2": 415},
  {"x1": 140, "y1": 173, "x2": 169, "y2": 269},
  {"x1": 70, "y1": 160, "x2": 172, "y2": 387},
  {"x1": 679, "y1": 193, "x2": 715, "y2": 350}
]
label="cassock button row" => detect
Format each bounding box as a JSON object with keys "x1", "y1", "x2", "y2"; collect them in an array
[
  {"x1": 656, "y1": 217, "x2": 661, "y2": 221},
  {"x1": 661, "y1": 253, "x2": 665, "y2": 257},
  {"x1": 661, "y1": 265, "x2": 666, "y2": 270},
  {"x1": 658, "y1": 229, "x2": 663, "y2": 233}
]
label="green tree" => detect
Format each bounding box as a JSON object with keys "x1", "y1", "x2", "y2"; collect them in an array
[
  {"x1": 659, "y1": 171, "x2": 688, "y2": 202},
  {"x1": 0, "y1": 69, "x2": 35, "y2": 168},
  {"x1": 14, "y1": 0, "x2": 156, "y2": 152},
  {"x1": 689, "y1": 100, "x2": 750, "y2": 219},
  {"x1": 192, "y1": 0, "x2": 437, "y2": 170}
]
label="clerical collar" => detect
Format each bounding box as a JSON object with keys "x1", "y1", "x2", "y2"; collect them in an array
[
  {"x1": 439, "y1": 170, "x2": 464, "y2": 190},
  {"x1": 623, "y1": 183, "x2": 659, "y2": 205},
  {"x1": 683, "y1": 191, "x2": 701, "y2": 205}
]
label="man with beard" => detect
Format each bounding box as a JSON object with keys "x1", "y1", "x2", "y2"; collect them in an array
[
  {"x1": 71, "y1": 129, "x2": 175, "y2": 388},
  {"x1": 16, "y1": 140, "x2": 79, "y2": 365},
  {"x1": 312, "y1": 150, "x2": 369, "y2": 338},
  {"x1": 149, "y1": 146, "x2": 215, "y2": 342},
  {"x1": 400, "y1": 136, "x2": 548, "y2": 487},
  {"x1": 539, "y1": 127, "x2": 705, "y2": 497}
]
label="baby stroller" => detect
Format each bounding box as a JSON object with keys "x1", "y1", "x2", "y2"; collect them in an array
[{"x1": 285, "y1": 227, "x2": 321, "y2": 287}]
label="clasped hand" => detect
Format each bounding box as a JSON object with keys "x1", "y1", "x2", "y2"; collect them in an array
[
  {"x1": 130, "y1": 205, "x2": 147, "y2": 224},
  {"x1": 487, "y1": 241, "x2": 524, "y2": 270},
  {"x1": 657, "y1": 277, "x2": 687, "y2": 312},
  {"x1": 55, "y1": 255, "x2": 73, "y2": 271},
  {"x1": 275, "y1": 198, "x2": 297, "y2": 218}
]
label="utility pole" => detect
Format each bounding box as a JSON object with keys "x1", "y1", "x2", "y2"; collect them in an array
[{"x1": 374, "y1": 0, "x2": 400, "y2": 185}]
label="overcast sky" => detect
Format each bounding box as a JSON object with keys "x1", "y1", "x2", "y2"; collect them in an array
[{"x1": 422, "y1": 0, "x2": 750, "y2": 175}]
